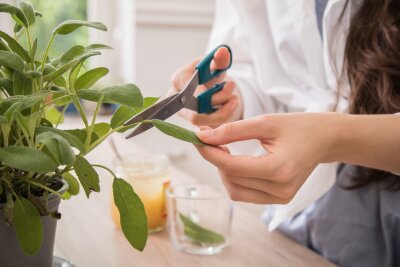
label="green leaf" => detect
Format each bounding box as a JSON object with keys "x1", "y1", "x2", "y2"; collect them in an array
[
  {"x1": 111, "y1": 106, "x2": 137, "y2": 129},
  {"x1": 14, "y1": 112, "x2": 30, "y2": 139},
  {"x1": 93, "y1": 122, "x2": 111, "y2": 138},
  {"x1": 85, "y1": 43, "x2": 112, "y2": 51},
  {"x1": 0, "y1": 3, "x2": 28, "y2": 27},
  {"x1": 0, "y1": 31, "x2": 30, "y2": 62},
  {"x1": 77, "y1": 83, "x2": 143, "y2": 108},
  {"x1": 36, "y1": 132, "x2": 75, "y2": 166},
  {"x1": 68, "y1": 61, "x2": 83, "y2": 86},
  {"x1": 13, "y1": 71, "x2": 32, "y2": 95},
  {"x1": 62, "y1": 172, "x2": 80, "y2": 196},
  {"x1": 18, "y1": 1, "x2": 35, "y2": 26},
  {"x1": 24, "y1": 70, "x2": 41, "y2": 79},
  {"x1": 13, "y1": 197, "x2": 43, "y2": 256},
  {"x1": 74, "y1": 67, "x2": 109, "y2": 90},
  {"x1": 0, "y1": 115, "x2": 8, "y2": 124},
  {"x1": 0, "y1": 146, "x2": 56, "y2": 173},
  {"x1": 31, "y1": 37, "x2": 37, "y2": 60},
  {"x1": 148, "y1": 120, "x2": 204, "y2": 145},
  {"x1": 4, "y1": 102, "x2": 23, "y2": 122},
  {"x1": 64, "y1": 128, "x2": 98, "y2": 145},
  {"x1": 53, "y1": 20, "x2": 107, "y2": 35},
  {"x1": 110, "y1": 97, "x2": 159, "y2": 129},
  {"x1": 0, "y1": 78, "x2": 13, "y2": 96},
  {"x1": 73, "y1": 155, "x2": 100, "y2": 198},
  {"x1": 36, "y1": 126, "x2": 85, "y2": 153},
  {"x1": 43, "y1": 51, "x2": 100, "y2": 83},
  {"x1": 113, "y1": 178, "x2": 148, "y2": 251},
  {"x1": 0, "y1": 91, "x2": 51, "y2": 114},
  {"x1": 44, "y1": 106, "x2": 63, "y2": 125},
  {"x1": 0, "y1": 50, "x2": 25, "y2": 71},
  {"x1": 179, "y1": 213, "x2": 225, "y2": 244},
  {"x1": 60, "y1": 45, "x2": 84, "y2": 65}
]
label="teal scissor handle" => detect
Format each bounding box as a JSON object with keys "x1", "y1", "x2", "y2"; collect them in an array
[
  {"x1": 198, "y1": 82, "x2": 225, "y2": 113},
  {"x1": 196, "y1": 44, "x2": 232, "y2": 85},
  {"x1": 196, "y1": 44, "x2": 232, "y2": 114}
]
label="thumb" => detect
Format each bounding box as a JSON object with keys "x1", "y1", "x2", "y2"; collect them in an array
[{"x1": 197, "y1": 118, "x2": 266, "y2": 145}]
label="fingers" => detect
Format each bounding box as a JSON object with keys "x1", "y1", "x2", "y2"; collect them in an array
[
  {"x1": 196, "y1": 144, "x2": 272, "y2": 179},
  {"x1": 179, "y1": 97, "x2": 238, "y2": 127},
  {"x1": 171, "y1": 57, "x2": 201, "y2": 91},
  {"x1": 219, "y1": 172, "x2": 291, "y2": 204},
  {"x1": 210, "y1": 81, "x2": 235, "y2": 106},
  {"x1": 197, "y1": 116, "x2": 267, "y2": 145},
  {"x1": 211, "y1": 47, "x2": 231, "y2": 71}
]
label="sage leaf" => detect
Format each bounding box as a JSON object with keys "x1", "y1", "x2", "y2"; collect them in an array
[
  {"x1": 54, "y1": 20, "x2": 107, "y2": 35},
  {"x1": 36, "y1": 126, "x2": 85, "y2": 153},
  {"x1": 36, "y1": 131, "x2": 75, "y2": 166},
  {"x1": 44, "y1": 106, "x2": 63, "y2": 125},
  {"x1": 0, "y1": 3, "x2": 28, "y2": 27},
  {"x1": 60, "y1": 45, "x2": 84, "y2": 65},
  {"x1": 68, "y1": 61, "x2": 83, "y2": 86},
  {"x1": 179, "y1": 213, "x2": 225, "y2": 244},
  {"x1": 113, "y1": 178, "x2": 148, "y2": 251},
  {"x1": 18, "y1": 1, "x2": 35, "y2": 26},
  {"x1": 0, "y1": 50, "x2": 25, "y2": 71},
  {"x1": 14, "y1": 112, "x2": 30, "y2": 140},
  {"x1": 110, "y1": 97, "x2": 159, "y2": 129},
  {"x1": 0, "y1": 146, "x2": 56, "y2": 173},
  {"x1": 43, "y1": 51, "x2": 100, "y2": 83},
  {"x1": 74, "y1": 67, "x2": 109, "y2": 90},
  {"x1": 13, "y1": 71, "x2": 32, "y2": 95},
  {"x1": 77, "y1": 83, "x2": 143, "y2": 108},
  {"x1": 0, "y1": 31, "x2": 30, "y2": 62},
  {"x1": 73, "y1": 155, "x2": 100, "y2": 198},
  {"x1": 93, "y1": 122, "x2": 111, "y2": 138},
  {"x1": 0, "y1": 115, "x2": 8, "y2": 124},
  {"x1": 0, "y1": 78, "x2": 13, "y2": 96},
  {"x1": 149, "y1": 120, "x2": 204, "y2": 145},
  {"x1": 85, "y1": 43, "x2": 112, "y2": 51},
  {"x1": 13, "y1": 197, "x2": 43, "y2": 256},
  {"x1": 62, "y1": 172, "x2": 80, "y2": 196}
]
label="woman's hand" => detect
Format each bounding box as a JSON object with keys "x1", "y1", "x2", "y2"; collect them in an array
[
  {"x1": 195, "y1": 113, "x2": 400, "y2": 204},
  {"x1": 195, "y1": 113, "x2": 337, "y2": 204},
  {"x1": 170, "y1": 47, "x2": 243, "y2": 128}
]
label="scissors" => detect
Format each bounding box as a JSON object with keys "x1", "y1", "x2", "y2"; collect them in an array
[{"x1": 124, "y1": 44, "x2": 232, "y2": 139}]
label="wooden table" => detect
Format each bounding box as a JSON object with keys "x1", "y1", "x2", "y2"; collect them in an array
[{"x1": 53, "y1": 120, "x2": 336, "y2": 267}]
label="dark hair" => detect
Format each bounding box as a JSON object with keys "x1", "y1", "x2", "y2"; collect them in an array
[{"x1": 340, "y1": 0, "x2": 400, "y2": 189}]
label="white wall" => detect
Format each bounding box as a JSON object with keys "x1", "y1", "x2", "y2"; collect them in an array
[{"x1": 133, "y1": 0, "x2": 220, "y2": 185}]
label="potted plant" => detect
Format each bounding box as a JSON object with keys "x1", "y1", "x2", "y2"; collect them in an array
[{"x1": 0, "y1": 1, "x2": 156, "y2": 266}]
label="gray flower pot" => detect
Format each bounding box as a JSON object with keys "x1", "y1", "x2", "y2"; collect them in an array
[{"x1": 0, "y1": 180, "x2": 68, "y2": 267}]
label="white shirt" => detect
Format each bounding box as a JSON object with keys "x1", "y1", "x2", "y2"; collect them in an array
[{"x1": 206, "y1": 0, "x2": 359, "y2": 230}]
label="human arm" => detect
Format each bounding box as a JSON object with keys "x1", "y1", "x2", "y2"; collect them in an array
[{"x1": 195, "y1": 113, "x2": 400, "y2": 204}]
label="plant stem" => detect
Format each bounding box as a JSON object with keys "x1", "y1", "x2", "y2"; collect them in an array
[
  {"x1": 71, "y1": 96, "x2": 89, "y2": 128},
  {"x1": 27, "y1": 180, "x2": 64, "y2": 199},
  {"x1": 85, "y1": 95, "x2": 104, "y2": 148},
  {"x1": 92, "y1": 164, "x2": 118, "y2": 179},
  {"x1": 56, "y1": 104, "x2": 69, "y2": 128}
]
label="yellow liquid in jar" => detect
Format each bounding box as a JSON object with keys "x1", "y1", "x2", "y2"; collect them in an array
[{"x1": 111, "y1": 172, "x2": 170, "y2": 231}]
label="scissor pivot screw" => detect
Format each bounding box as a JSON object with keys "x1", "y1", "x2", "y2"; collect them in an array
[{"x1": 180, "y1": 96, "x2": 186, "y2": 104}]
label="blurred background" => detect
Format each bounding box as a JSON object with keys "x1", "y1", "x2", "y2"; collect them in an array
[{"x1": 0, "y1": 0, "x2": 219, "y2": 185}]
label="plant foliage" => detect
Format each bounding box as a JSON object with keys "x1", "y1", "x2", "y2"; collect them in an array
[{"x1": 0, "y1": 1, "x2": 150, "y2": 255}]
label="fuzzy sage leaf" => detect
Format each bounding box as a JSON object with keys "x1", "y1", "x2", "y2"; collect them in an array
[
  {"x1": 146, "y1": 120, "x2": 204, "y2": 145},
  {"x1": 73, "y1": 155, "x2": 100, "y2": 198},
  {"x1": 0, "y1": 146, "x2": 56, "y2": 173},
  {"x1": 13, "y1": 197, "x2": 43, "y2": 256},
  {"x1": 113, "y1": 178, "x2": 148, "y2": 251},
  {"x1": 179, "y1": 213, "x2": 225, "y2": 244}
]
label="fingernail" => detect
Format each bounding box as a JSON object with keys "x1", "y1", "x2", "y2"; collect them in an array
[
  {"x1": 230, "y1": 100, "x2": 238, "y2": 109},
  {"x1": 197, "y1": 129, "x2": 215, "y2": 139}
]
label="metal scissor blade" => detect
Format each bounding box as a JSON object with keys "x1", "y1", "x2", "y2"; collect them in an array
[
  {"x1": 125, "y1": 94, "x2": 187, "y2": 139},
  {"x1": 124, "y1": 93, "x2": 178, "y2": 126}
]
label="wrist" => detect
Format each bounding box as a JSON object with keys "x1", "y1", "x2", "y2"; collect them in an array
[{"x1": 321, "y1": 113, "x2": 353, "y2": 163}]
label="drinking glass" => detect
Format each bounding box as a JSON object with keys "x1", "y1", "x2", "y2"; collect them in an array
[{"x1": 167, "y1": 183, "x2": 233, "y2": 255}]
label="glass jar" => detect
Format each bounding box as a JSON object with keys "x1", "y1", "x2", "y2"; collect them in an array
[{"x1": 111, "y1": 153, "x2": 170, "y2": 233}]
